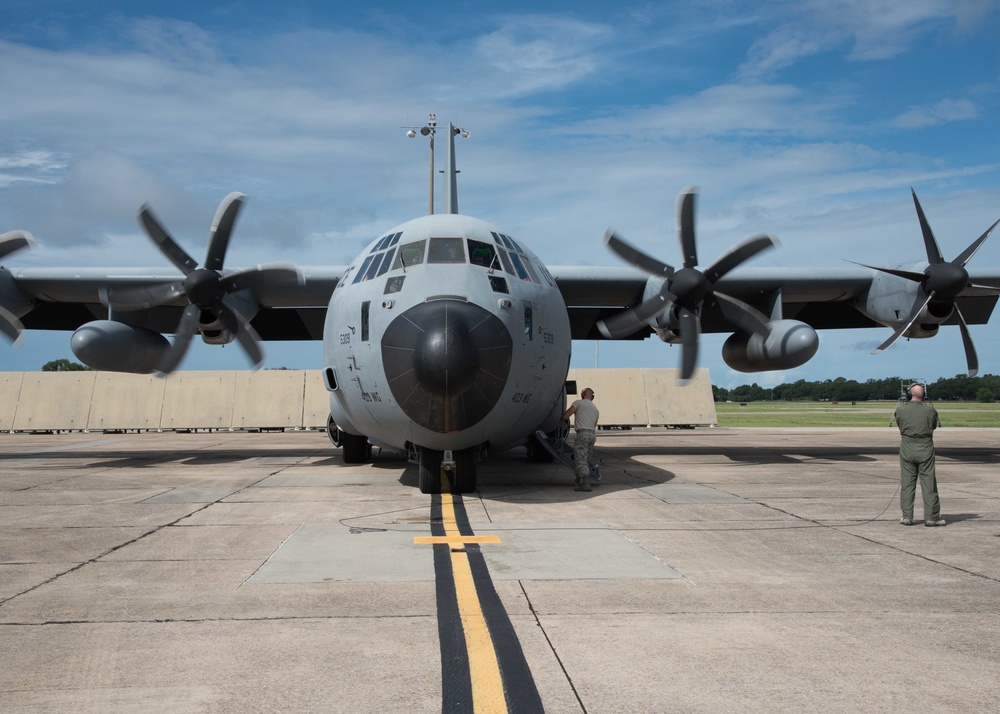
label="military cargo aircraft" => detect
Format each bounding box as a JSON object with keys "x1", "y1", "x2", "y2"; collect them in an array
[{"x1": 2, "y1": 121, "x2": 999, "y2": 493}]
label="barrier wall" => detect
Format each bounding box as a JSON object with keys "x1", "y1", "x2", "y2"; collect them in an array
[
  {"x1": 1, "y1": 368, "x2": 716, "y2": 432},
  {"x1": 566, "y1": 368, "x2": 716, "y2": 426}
]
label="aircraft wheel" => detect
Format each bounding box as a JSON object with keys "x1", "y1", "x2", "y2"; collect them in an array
[
  {"x1": 451, "y1": 448, "x2": 478, "y2": 493},
  {"x1": 418, "y1": 447, "x2": 443, "y2": 494},
  {"x1": 526, "y1": 433, "x2": 555, "y2": 463},
  {"x1": 342, "y1": 431, "x2": 372, "y2": 463}
]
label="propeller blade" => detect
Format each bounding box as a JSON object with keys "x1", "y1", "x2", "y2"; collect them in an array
[
  {"x1": 139, "y1": 206, "x2": 199, "y2": 275},
  {"x1": 952, "y1": 217, "x2": 1000, "y2": 268},
  {"x1": 215, "y1": 301, "x2": 264, "y2": 370},
  {"x1": 204, "y1": 192, "x2": 245, "y2": 272},
  {"x1": 911, "y1": 189, "x2": 945, "y2": 265},
  {"x1": 596, "y1": 287, "x2": 676, "y2": 340},
  {"x1": 703, "y1": 234, "x2": 779, "y2": 284},
  {"x1": 0, "y1": 230, "x2": 36, "y2": 260},
  {"x1": 156, "y1": 303, "x2": 201, "y2": 374},
  {"x1": 678, "y1": 306, "x2": 700, "y2": 382},
  {"x1": 219, "y1": 263, "x2": 304, "y2": 293},
  {"x1": 968, "y1": 283, "x2": 1000, "y2": 292},
  {"x1": 101, "y1": 282, "x2": 185, "y2": 311},
  {"x1": 678, "y1": 189, "x2": 698, "y2": 269},
  {"x1": 715, "y1": 292, "x2": 771, "y2": 337},
  {"x1": 871, "y1": 291, "x2": 934, "y2": 355},
  {"x1": 0, "y1": 304, "x2": 25, "y2": 345},
  {"x1": 954, "y1": 306, "x2": 979, "y2": 377},
  {"x1": 845, "y1": 260, "x2": 926, "y2": 283},
  {"x1": 604, "y1": 230, "x2": 675, "y2": 278}
]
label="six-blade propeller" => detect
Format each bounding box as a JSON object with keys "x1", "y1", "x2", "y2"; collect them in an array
[
  {"x1": 598, "y1": 189, "x2": 778, "y2": 382},
  {"x1": 855, "y1": 189, "x2": 1000, "y2": 377},
  {"x1": 104, "y1": 192, "x2": 301, "y2": 374}
]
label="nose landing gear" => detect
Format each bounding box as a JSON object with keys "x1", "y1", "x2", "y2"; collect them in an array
[{"x1": 418, "y1": 446, "x2": 478, "y2": 494}]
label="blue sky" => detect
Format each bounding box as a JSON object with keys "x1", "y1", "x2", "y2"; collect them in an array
[{"x1": 2, "y1": 1, "x2": 1000, "y2": 387}]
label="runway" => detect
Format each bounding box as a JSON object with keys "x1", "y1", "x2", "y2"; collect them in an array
[{"x1": 2, "y1": 427, "x2": 999, "y2": 712}]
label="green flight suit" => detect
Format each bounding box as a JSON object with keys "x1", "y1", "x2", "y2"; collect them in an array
[{"x1": 894, "y1": 400, "x2": 941, "y2": 522}]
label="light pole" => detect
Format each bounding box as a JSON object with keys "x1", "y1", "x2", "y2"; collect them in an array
[{"x1": 404, "y1": 114, "x2": 469, "y2": 215}]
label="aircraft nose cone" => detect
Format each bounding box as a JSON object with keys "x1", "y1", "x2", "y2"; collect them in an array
[
  {"x1": 414, "y1": 315, "x2": 479, "y2": 394},
  {"x1": 382, "y1": 300, "x2": 513, "y2": 433}
]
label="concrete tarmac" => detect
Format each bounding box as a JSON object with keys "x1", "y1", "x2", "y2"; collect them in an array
[{"x1": 1, "y1": 427, "x2": 998, "y2": 713}]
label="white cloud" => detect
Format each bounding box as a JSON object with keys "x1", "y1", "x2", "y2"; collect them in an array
[
  {"x1": 891, "y1": 98, "x2": 980, "y2": 128},
  {"x1": 737, "y1": 0, "x2": 974, "y2": 79}
]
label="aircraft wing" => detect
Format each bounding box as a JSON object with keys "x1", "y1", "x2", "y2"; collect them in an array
[
  {"x1": 5, "y1": 266, "x2": 345, "y2": 340},
  {"x1": 551, "y1": 265, "x2": 1000, "y2": 340}
]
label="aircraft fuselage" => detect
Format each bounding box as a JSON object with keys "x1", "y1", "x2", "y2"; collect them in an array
[{"x1": 323, "y1": 213, "x2": 571, "y2": 465}]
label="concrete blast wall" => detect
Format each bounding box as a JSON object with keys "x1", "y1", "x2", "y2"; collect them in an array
[
  {"x1": 2, "y1": 368, "x2": 715, "y2": 432},
  {"x1": 567, "y1": 368, "x2": 716, "y2": 426}
]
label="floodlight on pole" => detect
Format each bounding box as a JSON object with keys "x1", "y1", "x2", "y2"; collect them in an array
[{"x1": 402, "y1": 114, "x2": 470, "y2": 216}]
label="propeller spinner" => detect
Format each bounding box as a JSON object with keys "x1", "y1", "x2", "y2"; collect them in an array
[
  {"x1": 105, "y1": 193, "x2": 300, "y2": 374},
  {"x1": 598, "y1": 189, "x2": 778, "y2": 382},
  {"x1": 859, "y1": 189, "x2": 1000, "y2": 377}
]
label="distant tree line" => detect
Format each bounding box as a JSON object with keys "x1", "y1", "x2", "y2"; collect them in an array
[{"x1": 714, "y1": 375, "x2": 1000, "y2": 403}]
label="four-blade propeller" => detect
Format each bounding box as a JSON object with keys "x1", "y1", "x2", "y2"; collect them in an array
[
  {"x1": 105, "y1": 192, "x2": 301, "y2": 374},
  {"x1": 856, "y1": 189, "x2": 1000, "y2": 377},
  {"x1": 597, "y1": 189, "x2": 778, "y2": 382},
  {"x1": 0, "y1": 230, "x2": 37, "y2": 344}
]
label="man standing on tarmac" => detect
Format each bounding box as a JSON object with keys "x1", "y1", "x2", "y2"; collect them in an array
[
  {"x1": 561, "y1": 388, "x2": 599, "y2": 492},
  {"x1": 894, "y1": 383, "x2": 945, "y2": 527}
]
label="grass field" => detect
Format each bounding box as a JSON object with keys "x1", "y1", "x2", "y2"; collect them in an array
[{"x1": 713, "y1": 400, "x2": 1000, "y2": 427}]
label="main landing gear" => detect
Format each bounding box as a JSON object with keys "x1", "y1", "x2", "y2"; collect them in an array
[
  {"x1": 418, "y1": 446, "x2": 478, "y2": 494},
  {"x1": 326, "y1": 415, "x2": 371, "y2": 463}
]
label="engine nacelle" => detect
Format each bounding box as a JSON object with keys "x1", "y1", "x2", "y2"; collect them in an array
[
  {"x1": 722, "y1": 319, "x2": 819, "y2": 373},
  {"x1": 857, "y1": 270, "x2": 950, "y2": 339},
  {"x1": 199, "y1": 290, "x2": 260, "y2": 345},
  {"x1": 71, "y1": 320, "x2": 170, "y2": 373}
]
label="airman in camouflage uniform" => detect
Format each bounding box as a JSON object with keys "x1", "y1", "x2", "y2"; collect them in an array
[{"x1": 894, "y1": 384, "x2": 944, "y2": 527}]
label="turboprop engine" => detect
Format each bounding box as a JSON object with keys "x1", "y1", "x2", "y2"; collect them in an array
[{"x1": 721, "y1": 319, "x2": 818, "y2": 372}]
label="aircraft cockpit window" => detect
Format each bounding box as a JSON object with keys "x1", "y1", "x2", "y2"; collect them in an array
[
  {"x1": 371, "y1": 234, "x2": 390, "y2": 253},
  {"x1": 491, "y1": 232, "x2": 536, "y2": 282},
  {"x1": 376, "y1": 248, "x2": 396, "y2": 277},
  {"x1": 353, "y1": 255, "x2": 375, "y2": 284},
  {"x1": 520, "y1": 256, "x2": 540, "y2": 283},
  {"x1": 508, "y1": 252, "x2": 530, "y2": 281},
  {"x1": 392, "y1": 240, "x2": 426, "y2": 270},
  {"x1": 489, "y1": 275, "x2": 509, "y2": 294},
  {"x1": 496, "y1": 247, "x2": 515, "y2": 276},
  {"x1": 490, "y1": 231, "x2": 514, "y2": 250},
  {"x1": 364, "y1": 252, "x2": 384, "y2": 280},
  {"x1": 538, "y1": 264, "x2": 556, "y2": 287},
  {"x1": 427, "y1": 237, "x2": 465, "y2": 264},
  {"x1": 384, "y1": 275, "x2": 405, "y2": 294},
  {"x1": 387, "y1": 232, "x2": 401, "y2": 248},
  {"x1": 467, "y1": 239, "x2": 498, "y2": 269}
]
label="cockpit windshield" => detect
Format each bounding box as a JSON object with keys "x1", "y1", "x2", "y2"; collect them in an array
[
  {"x1": 427, "y1": 237, "x2": 465, "y2": 264},
  {"x1": 467, "y1": 239, "x2": 499, "y2": 269},
  {"x1": 392, "y1": 240, "x2": 426, "y2": 270}
]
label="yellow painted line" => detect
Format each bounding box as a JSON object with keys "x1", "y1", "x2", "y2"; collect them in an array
[
  {"x1": 441, "y1": 491, "x2": 508, "y2": 714},
  {"x1": 414, "y1": 535, "x2": 502, "y2": 545}
]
